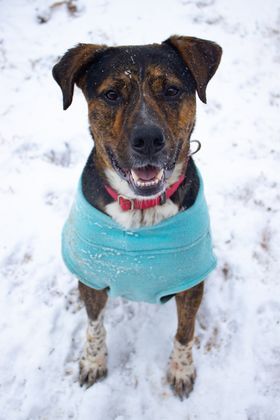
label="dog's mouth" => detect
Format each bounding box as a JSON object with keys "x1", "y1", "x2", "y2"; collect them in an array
[
  {"x1": 107, "y1": 148, "x2": 170, "y2": 196},
  {"x1": 129, "y1": 165, "x2": 165, "y2": 195}
]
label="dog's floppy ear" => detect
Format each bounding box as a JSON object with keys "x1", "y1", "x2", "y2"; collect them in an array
[
  {"x1": 164, "y1": 36, "x2": 222, "y2": 103},
  {"x1": 52, "y1": 43, "x2": 106, "y2": 110}
]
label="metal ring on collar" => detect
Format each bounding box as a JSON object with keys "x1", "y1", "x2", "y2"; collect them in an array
[{"x1": 188, "y1": 140, "x2": 202, "y2": 156}]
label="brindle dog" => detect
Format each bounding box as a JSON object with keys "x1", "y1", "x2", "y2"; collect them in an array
[{"x1": 53, "y1": 36, "x2": 222, "y2": 399}]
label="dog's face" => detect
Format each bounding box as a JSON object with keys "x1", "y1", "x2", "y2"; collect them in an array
[
  {"x1": 82, "y1": 44, "x2": 197, "y2": 197},
  {"x1": 53, "y1": 36, "x2": 222, "y2": 197}
]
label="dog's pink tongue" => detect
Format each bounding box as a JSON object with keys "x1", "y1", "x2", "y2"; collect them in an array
[{"x1": 133, "y1": 166, "x2": 159, "y2": 181}]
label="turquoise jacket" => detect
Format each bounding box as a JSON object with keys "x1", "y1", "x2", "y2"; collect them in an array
[{"x1": 62, "y1": 169, "x2": 217, "y2": 304}]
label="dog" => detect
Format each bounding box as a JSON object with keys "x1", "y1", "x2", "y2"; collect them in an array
[{"x1": 52, "y1": 35, "x2": 222, "y2": 399}]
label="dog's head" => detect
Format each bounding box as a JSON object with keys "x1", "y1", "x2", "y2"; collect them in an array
[{"x1": 53, "y1": 36, "x2": 222, "y2": 197}]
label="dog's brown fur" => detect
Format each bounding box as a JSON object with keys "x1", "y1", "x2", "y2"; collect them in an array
[
  {"x1": 79, "y1": 282, "x2": 108, "y2": 321},
  {"x1": 53, "y1": 36, "x2": 222, "y2": 399}
]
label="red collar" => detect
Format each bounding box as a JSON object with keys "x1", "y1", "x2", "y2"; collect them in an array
[{"x1": 105, "y1": 175, "x2": 185, "y2": 211}]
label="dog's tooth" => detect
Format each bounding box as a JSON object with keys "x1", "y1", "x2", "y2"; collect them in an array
[
  {"x1": 131, "y1": 170, "x2": 140, "y2": 182},
  {"x1": 156, "y1": 169, "x2": 164, "y2": 180},
  {"x1": 134, "y1": 176, "x2": 162, "y2": 188}
]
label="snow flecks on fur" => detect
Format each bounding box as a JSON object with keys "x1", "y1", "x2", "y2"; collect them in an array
[
  {"x1": 79, "y1": 312, "x2": 108, "y2": 386},
  {"x1": 167, "y1": 339, "x2": 196, "y2": 399}
]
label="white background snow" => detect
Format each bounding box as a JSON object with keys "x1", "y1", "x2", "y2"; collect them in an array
[{"x1": 0, "y1": 0, "x2": 280, "y2": 419}]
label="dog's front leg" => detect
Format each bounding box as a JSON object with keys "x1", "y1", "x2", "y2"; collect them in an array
[
  {"x1": 78, "y1": 282, "x2": 108, "y2": 387},
  {"x1": 167, "y1": 282, "x2": 204, "y2": 399}
]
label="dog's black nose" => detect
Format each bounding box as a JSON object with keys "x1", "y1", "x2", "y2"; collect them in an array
[{"x1": 131, "y1": 126, "x2": 165, "y2": 156}]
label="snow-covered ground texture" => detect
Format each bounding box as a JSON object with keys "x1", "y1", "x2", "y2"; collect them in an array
[{"x1": 0, "y1": 0, "x2": 280, "y2": 419}]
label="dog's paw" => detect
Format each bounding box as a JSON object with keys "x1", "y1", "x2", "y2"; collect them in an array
[
  {"x1": 79, "y1": 350, "x2": 108, "y2": 388},
  {"x1": 167, "y1": 339, "x2": 196, "y2": 399},
  {"x1": 167, "y1": 360, "x2": 196, "y2": 399}
]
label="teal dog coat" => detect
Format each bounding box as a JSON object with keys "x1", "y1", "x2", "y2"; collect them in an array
[{"x1": 62, "y1": 169, "x2": 217, "y2": 304}]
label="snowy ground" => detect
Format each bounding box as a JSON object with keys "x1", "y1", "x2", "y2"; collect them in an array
[{"x1": 1, "y1": 0, "x2": 280, "y2": 419}]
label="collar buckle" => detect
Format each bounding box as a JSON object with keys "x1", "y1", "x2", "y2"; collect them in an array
[{"x1": 117, "y1": 194, "x2": 135, "y2": 211}]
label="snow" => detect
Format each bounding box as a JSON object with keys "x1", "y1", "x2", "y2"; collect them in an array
[{"x1": 0, "y1": 0, "x2": 280, "y2": 419}]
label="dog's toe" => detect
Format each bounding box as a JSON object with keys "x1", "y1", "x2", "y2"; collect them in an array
[
  {"x1": 79, "y1": 355, "x2": 108, "y2": 388},
  {"x1": 167, "y1": 362, "x2": 196, "y2": 400}
]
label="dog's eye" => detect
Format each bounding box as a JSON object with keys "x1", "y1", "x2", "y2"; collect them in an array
[
  {"x1": 164, "y1": 86, "x2": 180, "y2": 97},
  {"x1": 104, "y1": 90, "x2": 120, "y2": 102}
]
